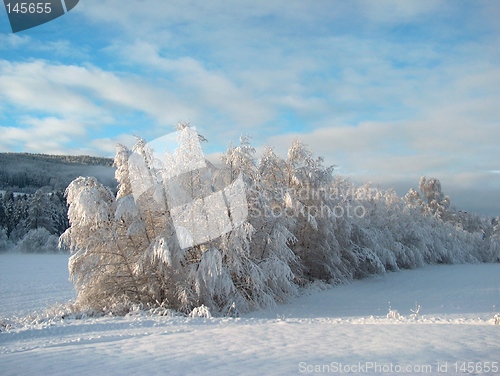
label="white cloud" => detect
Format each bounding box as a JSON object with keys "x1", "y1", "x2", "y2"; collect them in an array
[
  {"x1": 0, "y1": 34, "x2": 31, "y2": 49},
  {"x1": 0, "y1": 116, "x2": 86, "y2": 154},
  {"x1": 0, "y1": 59, "x2": 199, "y2": 153},
  {"x1": 0, "y1": 60, "x2": 107, "y2": 120},
  {"x1": 113, "y1": 41, "x2": 275, "y2": 128},
  {"x1": 0, "y1": 59, "x2": 196, "y2": 124}
]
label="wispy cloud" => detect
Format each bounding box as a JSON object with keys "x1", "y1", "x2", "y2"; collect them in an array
[{"x1": 0, "y1": 59, "x2": 196, "y2": 153}]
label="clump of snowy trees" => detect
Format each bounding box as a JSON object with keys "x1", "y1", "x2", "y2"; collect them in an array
[{"x1": 60, "y1": 123, "x2": 498, "y2": 316}]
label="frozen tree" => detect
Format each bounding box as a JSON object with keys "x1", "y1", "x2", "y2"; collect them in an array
[
  {"x1": 60, "y1": 176, "x2": 148, "y2": 310},
  {"x1": 418, "y1": 177, "x2": 451, "y2": 219},
  {"x1": 28, "y1": 187, "x2": 57, "y2": 233},
  {"x1": 490, "y1": 218, "x2": 500, "y2": 262},
  {"x1": 28, "y1": 188, "x2": 50, "y2": 230},
  {"x1": 189, "y1": 133, "x2": 298, "y2": 312},
  {"x1": 7, "y1": 194, "x2": 30, "y2": 242},
  {"x1": 219, "y1": 135, "x2": 257, "y2": 183},
  {"x1": 49, "y1": 190, "x2": 70, "y2": 235},
  {"x1": 256, "y1": 142, "x2": 354, "y2": 283},
  {"x1": 403, "y1": 188, "x2": 423, "y2": 208}
]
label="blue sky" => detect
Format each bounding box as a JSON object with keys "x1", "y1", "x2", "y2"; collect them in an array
[{"x1": 0, "y1": 0, "x2": 499, "y2": 216}]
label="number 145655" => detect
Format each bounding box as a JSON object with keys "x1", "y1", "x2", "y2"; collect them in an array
[
  {"x1": 452, "y1": 362, "x2": 498, "y2": 373},
  {"x1": 6, "y1": 2, "x2": 52, "y2": 14}
]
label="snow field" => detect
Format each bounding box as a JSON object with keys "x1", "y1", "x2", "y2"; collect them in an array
[
  {"x1": 1, "y1": 317, "x2": 498, "y2": 375},
  {"x1": 0, "y1": 253, "x2": 75, "y2": 318},
  {"x1": 1, "y1": 254, "x2": 499, "y2": 375}
]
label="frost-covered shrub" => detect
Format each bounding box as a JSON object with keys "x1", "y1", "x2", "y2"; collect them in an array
[
  {"x1": 15, "y1": 228, "x2": 60, "y2": 253},
  {"x1": 387, "y1": 308, "x2": 402, "y2": 320},
  {"x1": 189, "y1": 305, "x2": 212, "y2": 318}
]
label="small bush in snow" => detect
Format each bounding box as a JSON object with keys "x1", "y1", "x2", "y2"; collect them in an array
[
  {"x1": 387, "y1": 309, "x2": 402, "y2": 320},
  {"x1": 410, "y1": 302, "x2": 421, "y2": 319},
  {"x1": 15, "y1": 228, "x2": 61, "y2": 253},
  {"x1": 387, "y1": 304, "x2": 403, "y2": 320},
  {"x1": 494, "y1": 314, "x2": 500, "y2": 325},
  {"x1": 190, "y1": 305, "x2": 212, "y2": 318}
]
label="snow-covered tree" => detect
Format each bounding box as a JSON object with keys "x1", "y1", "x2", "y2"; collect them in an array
[
  {"x1": 61, "y1": 176, "x2": 155, "y2": 310},
  {"x1": 0, "y1": 195, "x2": 7, "y2": 231},
  {"x1": 7, "y1": 194, "x2": 30, "y2": 242},
  {"x1": 28, "y1": 187, "x2": 56, "y2": 233},
  {"x1": 490, "y1": 218, "x2": 500, "y2": 262},
  {"x1": 418, "y1": 177, "x2": 451, "y2": 219}
]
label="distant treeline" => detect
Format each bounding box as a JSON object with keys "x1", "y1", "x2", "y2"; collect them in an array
[
  {"x1": 0, "y1": 153, "x2": 114, "y2": 166},
  {"x1": 0, "y1": 153, "x2": 116, "y2": 193}
]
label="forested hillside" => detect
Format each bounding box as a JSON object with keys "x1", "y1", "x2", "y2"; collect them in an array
[{"x1": 0, "y1": 153, "x2": 115, "y2": 192}]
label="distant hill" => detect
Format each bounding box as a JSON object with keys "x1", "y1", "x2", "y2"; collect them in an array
[{"x1": 0, "y1": 153, "x2": 116, "y2": 193}]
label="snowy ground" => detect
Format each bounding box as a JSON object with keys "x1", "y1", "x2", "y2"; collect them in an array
[
  {"x1": 1, "y1": 254, "x2": 499, "y2": 375},
  {"x1": 0, "y1": 253, "x2": 75, "y2": 318}
]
